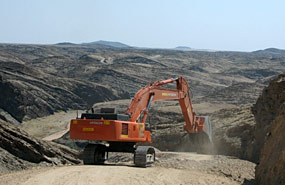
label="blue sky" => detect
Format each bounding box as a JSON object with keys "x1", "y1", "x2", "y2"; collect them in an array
[{"x1": 0, "y1": 0, "x2": 284, "y2": 51}]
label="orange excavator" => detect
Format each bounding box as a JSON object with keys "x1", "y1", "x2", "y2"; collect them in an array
[{"x1": 70, "y1": 77, "x2": 212, "y2": 167}]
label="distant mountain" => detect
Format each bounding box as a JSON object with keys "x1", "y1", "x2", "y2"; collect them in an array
[
  {"x1": 174, "y1": 46, "x2": 217, "y2": 52},
  {"x1": 175, "y1": 46, "x2": 192, "y2": 50},
  {"x1": 55, "y1": 42, "x2": 76, "y2": 45},
  {"x1": 253, "y1": 48, "x2": 285, "y2": 55},
  {"x1": 83, "y1": 40, "x2": 131, "y2": 48}
]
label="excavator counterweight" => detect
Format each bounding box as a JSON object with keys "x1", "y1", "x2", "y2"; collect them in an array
[{"x1": 70, "y1": 77, "x2": 212, "y2": 167}]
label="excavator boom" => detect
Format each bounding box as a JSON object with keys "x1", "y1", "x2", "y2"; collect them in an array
[{"x1": 126, "y1": 77, "x2": 208, "y2": 134}]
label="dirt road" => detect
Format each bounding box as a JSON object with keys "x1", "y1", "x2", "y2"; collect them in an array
[
  {"x1": 12, "y1": 166, "x2": 236, "y2": 185},
  {"x1": 20, "y1": 110, "x2": 84, "y2": 140},
  {"x1": 0, "y1": 152, "x2": 255, "y2": 185}
]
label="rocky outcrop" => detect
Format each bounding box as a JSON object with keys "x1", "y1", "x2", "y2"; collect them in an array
[
  {"x1": 251, "y1": 74, "x2": 285, "y2": 162},
  {"x1": 0, "y1": 108, "x2": 20, "y2": 125},
  {"x1": 0, "y1": 120, "x2": 81, "y2": 174},
  {"x1": 256, "y1": 106, "x2": 285, "y2": 185},
  {"x1": 252, "y1": 74, "x2": 285, "y2": 185}
]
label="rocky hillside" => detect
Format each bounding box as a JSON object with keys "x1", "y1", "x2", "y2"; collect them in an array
[
  {"x1": 0, "y1": 48, "x2": 128, "y2": 123},
  {"x1": 251, "y1": 74, "x2": 285, "y2": 185},
  {"x1": 251, "y1": 74, "x2": 285, "y2": 161},
  {"x1": 1, "y1": 43, "x2": 285, "y2": 166},
  {"x1": 0, "y1": 120, "x2": 81, "y2": 174},
  {"x1": 1, "y1": 44, "x2": 285, "y2": 124}
]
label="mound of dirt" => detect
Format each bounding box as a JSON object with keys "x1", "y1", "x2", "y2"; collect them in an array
[
  {"x1": 252, "y1": 74, "x2": 285, "y2": 185},
  {"x1": 0, "y1": 120, "x2": 81, "y2": 174}
]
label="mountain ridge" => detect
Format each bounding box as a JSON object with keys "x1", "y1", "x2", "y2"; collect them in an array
[{"x1": 83, "y1": 40, "x2": 131, "y2": 48}]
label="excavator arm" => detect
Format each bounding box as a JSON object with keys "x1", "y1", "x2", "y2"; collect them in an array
[{"x1": 125, "y1": 77, "x2": 208, "y2": 134}]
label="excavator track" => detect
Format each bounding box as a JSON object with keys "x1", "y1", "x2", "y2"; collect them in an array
[
  {"x1": 134, "y1": 146, "x2": 155, "y2": 167},
  {"x1": 83, "y1": 144, "x2": 106, "y2": 165}
]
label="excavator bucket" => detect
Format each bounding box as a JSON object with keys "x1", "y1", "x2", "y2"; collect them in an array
[{"x1": 177, "y1": 116, "x2": 213, "y2": 153}]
